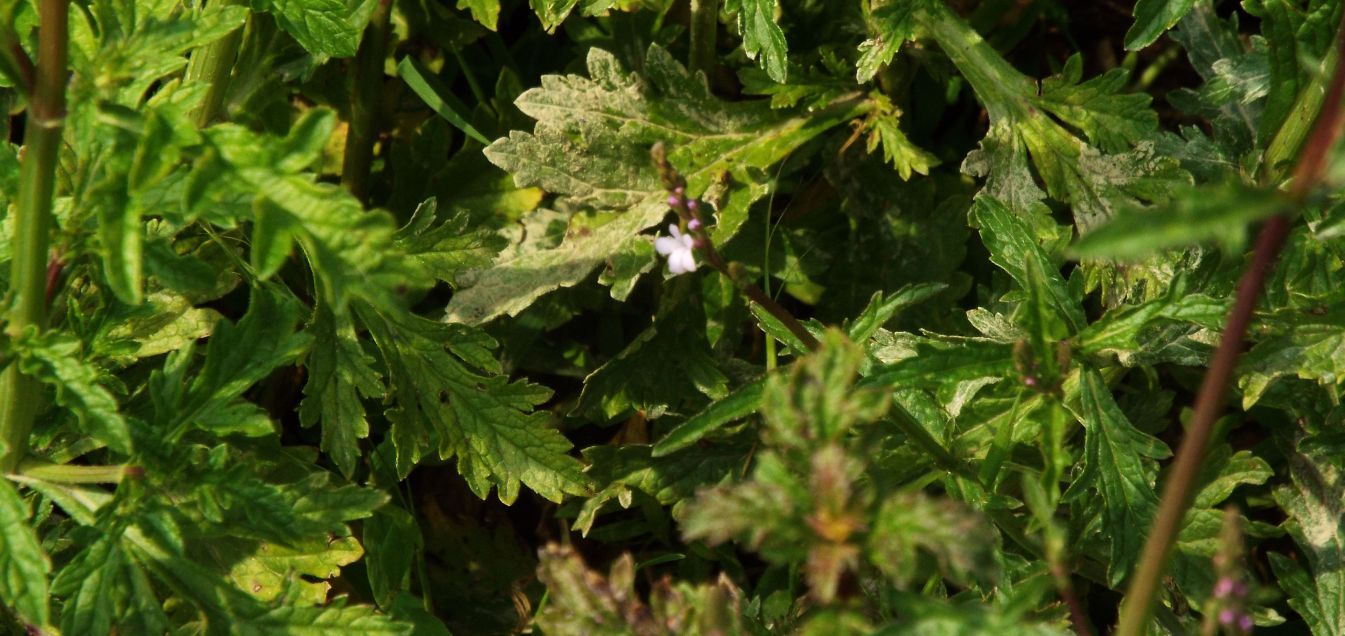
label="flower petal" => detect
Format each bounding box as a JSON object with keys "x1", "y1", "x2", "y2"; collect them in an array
[
  {"x1": 670, "y1": 249, "x2": 696, "y2": 274},
  {"x1": 655, "y1": 236, "x2": 680, "y2": 256}
]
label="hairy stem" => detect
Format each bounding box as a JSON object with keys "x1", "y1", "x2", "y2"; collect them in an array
[
  {"x1": 0, "y1": 0, "x2": 68, "y2": 473},
  {"x1": 689, "y1": 0, "x2": 719, "y2": 78},
  {"x1": 1116, "y1": 13, "x2": 1345, "y2": 635},
  {"x1": 184, "y1": 0, "x2": 245, "y2": 127},
  {"x1": 342, "y1": 0, "x2": 394, "y2": 203}
]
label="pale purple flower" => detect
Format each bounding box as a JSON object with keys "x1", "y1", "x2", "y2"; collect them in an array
[
  {"x1": 655, "y1": 224, "x2": 697, "y2": 274},
  {"x1": 1238, "y1": 614, "x2": 1253, "y2": 632}
]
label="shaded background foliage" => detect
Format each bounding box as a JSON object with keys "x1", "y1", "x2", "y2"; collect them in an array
[{"x1": 0, "y1": 0, "x2": 1344, "y2": 634}]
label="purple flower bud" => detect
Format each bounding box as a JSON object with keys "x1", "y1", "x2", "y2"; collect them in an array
[
  {"x1": 1214, "y1": 578, "x2": 1235, "y2": 598},
  {"x1": 1023, "y1": 376, "x2": 1037, "y2": 387},
  {"x1": 686, "y1": 199, "x2": 699, "y2": 212},
  {"x1": 667, "y1": 195, "x2": 681, "y2": 207},
  {"x1": 688, "y1": 218, "x2": 702, "y2": 231},
  {"x1": 674, "y1": 185, "x2": 685, "y2": 196},
  {"x1": 1238, "y1": 614, "x2": 1253, "y2": 632},
  {"x1": 1219, "y1": 609, "x2": 1236, "y2": 626},
  {"x1": 1233, "y1": 581, "x2": 1249, "y2": 598}
]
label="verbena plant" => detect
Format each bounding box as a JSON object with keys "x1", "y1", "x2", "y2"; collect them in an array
[{"x1": 0, "y1": 0, "x2": 1342, "y2": 634}]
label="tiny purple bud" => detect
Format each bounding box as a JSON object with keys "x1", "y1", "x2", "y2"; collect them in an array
[
  {"x1": 674, "y1": 185, "x2": 685, "y2": 196},
  {"x1": 667, "y1": 195, "x2": 681, "y2": 207},
  {"x1": 1232, "y1": 581, "x2": 1249, "y2": 598},
  {"x1": 1238, "y1": 614, "x2": 1253, "y2": 632},
  {"x1": 1023, "y1": 376, "x2": 1037, "y2": 387},
  {"x1": 688, "y1": 218, "x2": 702, "y2": 231},
  {"x1": 1219, "y1": 609, "x2": 1236, "y2": 626},
  {"x1": 686, "y1": 199, "x2": 699, "y2": 212},
  {"x1": 1214, "y1": 578, "x2": 1235, "y2": 598}
]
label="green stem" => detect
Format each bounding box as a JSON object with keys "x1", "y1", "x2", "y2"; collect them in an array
[
  {"x1": 1116, "y1": 13, "x2": 1345, "y2": 636},
  {"x1": 916, "y1": 1, "x2": 1036, "y2": 122},
  {"x1": 342, "y1": 0, "x2": 394, "y2": 203},
  {"x1": 688, "y1": 0, "x2": 719, "y2": 78},
  {"x1": 1262, "y1": 29, "x2": 1343, "y2": 181},
  {"x1": 0, "y1": 0, "x2": 68, "y2": 474},
  {"x1": 17, "y1": 458, "x2": 128, "y2": 484},
  {"x1": 184, "y1": 0, "x2": 245, "y2": 127},
  {"x1": 762, "y1": 199, "x2": 778, "y2": 368}
]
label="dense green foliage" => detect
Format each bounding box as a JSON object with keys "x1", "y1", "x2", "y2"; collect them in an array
[{"x1": 0, "y1": 0, "x2": 1343, "y2": 634}]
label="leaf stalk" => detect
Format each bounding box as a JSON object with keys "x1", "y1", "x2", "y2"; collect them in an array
[{"x1": 16, "y1": 458, "x2": 129, "y2": 484}]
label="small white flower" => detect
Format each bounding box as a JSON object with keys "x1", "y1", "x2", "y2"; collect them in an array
[{"x1": 654, "y1": 224, "x2": 697, "y2": 275}]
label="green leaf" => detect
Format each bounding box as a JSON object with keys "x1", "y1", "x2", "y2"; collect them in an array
[
  {"x1": 748, "y1": 301, "x2": 816, "y2": 356},
  {"x1": 251, "y1": 181, "x2": 403, "y2": 309},
  {"x1": 529, "y1": 0, "x2": 581, "y2": 31},
  {"x1": 0, "y1": 478, "x2": 49, "y2": 629},
  {"x1": 1125, "y1": 0, "x2": 1198, "y2": 50},
  {"x1": 846, "y1": 283, "x2": 948, "y2": 343},
  {"x1": 1170, "y1": 2, "x2": 1262, "y2": 149},
  {"x1": 198, "y1": 112, "x2": 412, "y2": 311},
  {"x1": 358, "y1": 304, "x2": 589, "y2": 503},
  {"x1": 364, "y1": 506, "x2": 421, "y2": 608},
  {"x1": 1071, "y1": 182, "x2": 1286, "y2": 260},
  {"x1": 254, "y1": 0, "x2": 378, "y2": 58},
  {"x1": 1038, "y1": 55, "x2": 1160, "y2": 154},
  {"x1": 457, "y1": 0, "x2": 501, "y2": 29},
  {"x1": 1239, "y1": 316, "x2": 1345, "y2": 409},
  {"x1": 1074, "y1": 290, "x2": 1226, "y2": 361},
  {"x1": 576, "y1": 440, "x2": 748, "y2": 534},
  {"x1": 397, "y1": 57, "x2": 492, "y2": 145},
  {"x1": 153, "y1": 289, "x2": 311, "y2": 435},
  {"x1": 299, "y1": 304, "x2": 383, "y2": 478},
  {"x1": 394, "y1": 198, "x2": 506, "y2": 287},
  {"x1": 867, "y1": 492, "x2": 1000, "y2": 589},
  {"x1": 52, "y1": 535, "x2": 154, "y2": 635},
  {"x1": 1069, "y1": 368, "x2": 1170, "y2": 585},
  {"x1": 728, "y1": 0, "x2": 789, "y2": 83},
  {"x1": 864, "y1": 96, "x2": 939, "y2": 180},
  {"x1": 578, "y1": 296, "x2": 729, "y2": 420},
  {"x1": 762, "y1": 330, "x2": 890, "y2": 445},
  {"x1": 856, "y1": 0, "x2": 923, "y2": 82},
  {"x1": 15, "y1": 331, "x2": 132, "y2": 455},
  {"x1": 457, "y1": 45, "x2": 864, "y2": 323},
  {"x1": 1242, "y1": 0, "x2": 1338, "y2": 146},
  {"x1": 652, "y1": 379, "x2": 765, "y2": 457},
  {"x1": 226, "y1": 535, "x2": 364, "y2": 605},
  {"x1": 866, "y1": 335, "x2": 1015, "y2": 390},
  {"x1": 973, "y1": 197, "x2": 1086, "y2": 334},
  {"x1": 923, "y1": 2, "x2": 1187, "y2": 231},
  {"x1": 1271, "y1": 437, "x2": 1345, "y2": 635}
]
